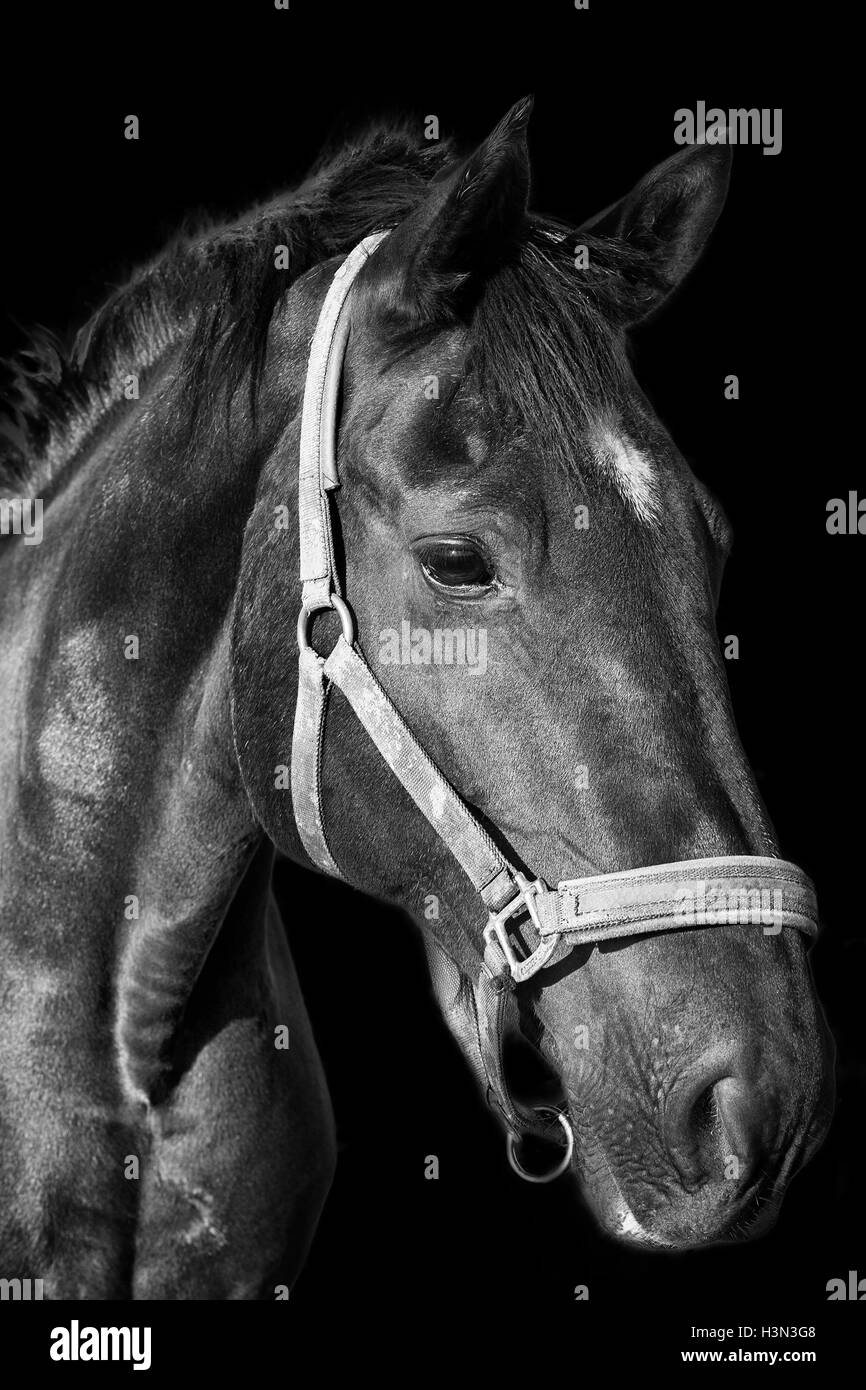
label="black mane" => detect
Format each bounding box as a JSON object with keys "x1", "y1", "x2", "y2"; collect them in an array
[{"x1": 0, "y1": 120, "x2": 657, "y2": 494}]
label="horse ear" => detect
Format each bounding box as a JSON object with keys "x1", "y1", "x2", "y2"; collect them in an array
[
  {"x1": 581, "y1": 140, "x2": 732, "y2": 323},
  {"x1": 361, "y1": 97, "x2": 533, "y2": 324}
]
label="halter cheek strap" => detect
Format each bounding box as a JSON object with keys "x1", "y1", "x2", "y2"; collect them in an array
[{"x1": 290, "y1": 234, "x2": 820, "y2": 1156}]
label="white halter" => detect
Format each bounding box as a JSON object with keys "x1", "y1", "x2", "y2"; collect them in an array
[{"x1": 290, "y1": 233, "x2": 819, "y2": 1176}]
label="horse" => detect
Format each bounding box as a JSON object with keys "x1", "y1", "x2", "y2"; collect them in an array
[{"x1": 0, "y1": 98, "x2": 834, "y2": 1299}]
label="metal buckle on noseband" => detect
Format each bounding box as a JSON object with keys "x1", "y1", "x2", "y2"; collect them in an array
[
  {"x1": 483, "y1": 872, "x2": 559, "y2": 984},
  {"x1": 506, "y1": 1107, "x2": 575, "y2": 1184}
]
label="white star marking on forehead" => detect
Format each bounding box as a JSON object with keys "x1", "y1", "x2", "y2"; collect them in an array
[{"x1": 591, "y1": 425, "x2": 661, "y2": 524}]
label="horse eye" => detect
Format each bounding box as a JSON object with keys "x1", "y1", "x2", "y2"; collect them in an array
[{"x1": 416, "y1": 538, "x2": 494, "y2": 590}]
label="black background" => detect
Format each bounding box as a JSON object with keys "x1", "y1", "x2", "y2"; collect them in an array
[{"x1": 1, "y1": 0, "x2": 860, "y2": 1373}]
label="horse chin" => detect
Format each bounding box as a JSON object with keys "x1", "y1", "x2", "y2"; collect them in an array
[
  {"x1": 585, "y1": 1185, "x2": 781, "y2": 1252},
  {"x1": 574, "y1": 1134, "x2": 783, "y2": 1251},
  {"x1": 589, "y1": 1184, "x2": 679, "y2": 1249}
]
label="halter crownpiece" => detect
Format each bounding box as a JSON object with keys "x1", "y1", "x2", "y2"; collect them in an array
[{"x1": 290, "y1": 233, "x2": 820, "y2": 1175}]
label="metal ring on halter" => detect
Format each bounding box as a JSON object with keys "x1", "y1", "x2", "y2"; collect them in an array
[
  {"x1": 297, "y1": 594, "x2": 355, "y2": 653},
  {"x1": 507, "y1": 1108, "x2": 574, "y2": 1184}
]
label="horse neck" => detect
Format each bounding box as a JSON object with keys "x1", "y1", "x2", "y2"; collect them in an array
[{"x1": 0, "y1": 337, "x2": 306, "y2": 1103}]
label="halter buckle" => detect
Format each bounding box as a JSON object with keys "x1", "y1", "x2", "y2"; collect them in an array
[{"x1": 484, "y1": 874, "x2": 559, "y2": 984}]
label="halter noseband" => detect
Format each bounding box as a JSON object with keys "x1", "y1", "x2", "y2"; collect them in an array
[{"x1": 290, "y1": 233, "x2": 819, "y2": 1178}]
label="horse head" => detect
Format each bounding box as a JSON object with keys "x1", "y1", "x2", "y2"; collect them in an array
[{"x1": 231, "y1": 99, "x2": 833, "y2": 1250}]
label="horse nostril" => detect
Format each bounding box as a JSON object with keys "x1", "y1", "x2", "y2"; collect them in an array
[{"x1": 665, "y1": 1064, "x2": 771, "y2": 1188}]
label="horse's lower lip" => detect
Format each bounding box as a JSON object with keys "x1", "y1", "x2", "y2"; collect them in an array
[
  {"x1": 575, "y1": 1131, "x2": 784, "y2": 1249},
  {"x1": 599, "y1": 1192, "x2": 780, "y2": 1250},
  {"x1": 610, "y1": 1206, "x2": 676, "y2": 1248},
  {"x1": 609, "y1": 1185, "x2": 782, "y2": 1249}
]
